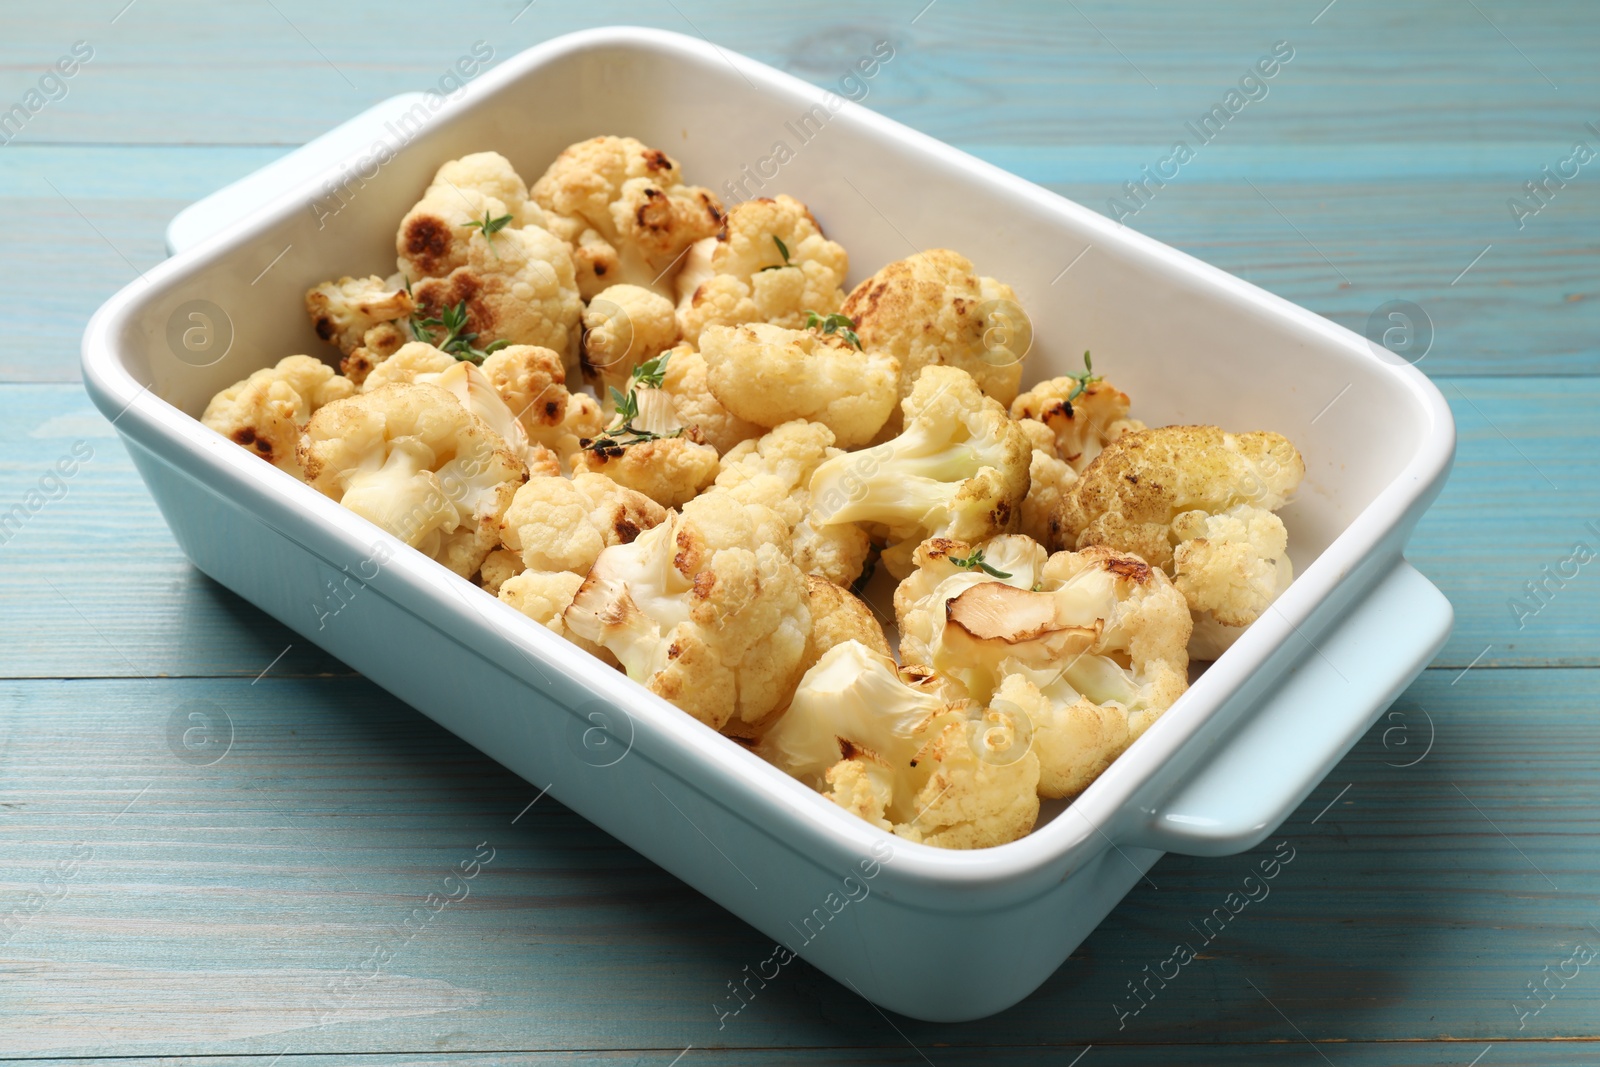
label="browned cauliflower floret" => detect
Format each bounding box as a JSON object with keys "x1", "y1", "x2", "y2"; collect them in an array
[
  {"x1": 202, "y1": 355, "x2": 355, "y2": 476},
  {"x1": 581, "y1": 283, "x2": 680, "y2": 395},
  {"x1": 755, "y1": 641, "x2": 1040, "y2": 849},
  {"x1": 478, "y1": 344, "x2": 573, "y2": 448},
  {"x1": 298, "y1": 382, "x2": 527, "y2": 577},
  {"x1": 563, "y1": 494, "x2": 811, "y2": 735},
  {"x1": 1052, "y1": 425, "x2": 1303, "y2": 658},
  {"x1": 411, "y1": 224, "x2": 581, "y2": 372},
  {"x1": 341, "y1": 321, "x2": 409, "y2": 385},
  {"x1": 1010, "y1": 360, "x2": 1146, "y2": 472},
  {"x1": 699, "y1": 322, "x2": 900, "y2": 449},
  {"x1": 808, "y1": 365, "x2": 1031, "y2": 577},
  {"x1": 497, "y1": 569, "x2": 615, "y2": 665},
  {"x1": 674, "y1": 194, "x2": 849, "y2": 345},
  {"x1": 397, "y1": 152, "x2": 542, "y2": 280},
  {"x1": 895, "y1": 536, "x2": 1191, "y2": 798},
  {"x1": 711, "y1": 420, "x2": 872, "y2": 586},
  {"x1": 568, "y1": 364, "x2": 720, "y2": 508},
  {"x1": 841, "y1": 249, "x2": 1031, "y2": 429},
  {"x1": 657, "y1": 342, "x2": 762, "y2": 454},
  {"x1": 499, "y1": 472, "x2": 666, "y2": 575},
  {"x1": 798, "y1": 574, "x2": 890, "y2": 678},
  {"x1": 1018, "y1": 418, "x2": 1077, "y2": 544},
  {"x1": 306, "y1": 275, "x2": 414, "y2": 355},
  {"x1": 531, "y1": 136, "x2": 724, "y2": 300}
]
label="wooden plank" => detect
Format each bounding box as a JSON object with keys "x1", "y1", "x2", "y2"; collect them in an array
[
  {"x1": 0, "y1": 666, "x2": 1593, "y2": 1055},
  {"x1": 1, "y1": 0, "x2": 1594, "y2": 145},
  {"x1": 1, "y1": 378, "x2": 1592, "y2": 678}
]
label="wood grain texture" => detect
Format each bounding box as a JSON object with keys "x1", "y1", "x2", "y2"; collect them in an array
[
  {"x1": 0, "y1": 668, "x2": 1594, "y2": 1057},
  {"x1": 1, "y1": 0, "x2": 1595, "y2": 1060}
]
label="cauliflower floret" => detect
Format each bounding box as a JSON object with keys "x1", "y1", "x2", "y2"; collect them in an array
[
  {"x1": 1052, "y1": 425, "x2": 1303, "y2": 657},
  {"x1": 756, "y1": 641, "x2": 1040, "y2": 849},
  {"x1": 657, "y1": 342, "x2": 762, "y2": 454},
  {"x1": 361, "y1": 341, "x2": 544, "y2": 466},
  {"x1": 581, "y1": 284, "x2": 680, "y2": 395},
  {"x1": 1022, "y1": 445, "x2": 1077, "y2": 545},
  {"x1": 1010, "y1": 368, "x2": 1146, "y2": 472},
  {"x1": 202, "y1": 355, "x2": 355, "y2": 476},
  {"x1": 563, "y1": 495, "x2": 810, "y2": 735},
  {"x1": 305, "y1": 275, "x2": 414, "y2": 356},
  {"x1": 478, "y1": 344, "x2": 572, "y2": 446},
  {"x1": 674, "y1": 194, "x2": 849, "y2": 345},
  {"x1": 299, "y1": 382, "x2": 527, "y2": 577},
  {"x1": 568, "y1": 379, "x2": 720, "y2": 508},
  {"x1": 840, "y1": 249, "x2": 1031, "y2": 428},
  {"x1": 411, "y1": 224, "x2": 581, "y2": 374},
  {"x1": 699, "y1": 322, "x2": 900, "y2": 449},
  {"x1": 801, "y1": 574, "x2": 891, "y2": 676},
  {"x1": 711, "y1": 420, "x2": 872, "y2": 586},
  {"x1": 341, "y1": 320, "x2": 410, "y2": 385},
  {"x1": 808, "y1": 366, "x2": 1031, "y2": 577},
  {"x1": 896, "y1": 538, "x2": 1191, "y2": 798},
  {"x1": 531, "y1": 136, "x2": 724, "y2": 299},
  {"x1": 499, "y1": 472, "x2": 666, "y2": 575},
  {"x1": 477, "y1": 547, "x2": 524, "y2": 595},
  {"x1": 497, "y1": 568, "x2": 615, "y2": 664},
  {"x1": 396, "y1": 152, "x2": 542, "y2": 280}
]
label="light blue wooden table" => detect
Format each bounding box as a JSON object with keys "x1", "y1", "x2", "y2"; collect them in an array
[{"x1": 3, "y1": 2, "x2": 1597, "y2": 1062}]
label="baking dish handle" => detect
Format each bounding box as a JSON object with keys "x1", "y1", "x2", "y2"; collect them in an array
[{"x1": 1123, "y1": 558, "x2": 1451, "y2": 857}]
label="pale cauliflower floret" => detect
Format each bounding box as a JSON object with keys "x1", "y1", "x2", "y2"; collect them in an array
[
  {"x1": 361, "y1": 342, "x2": 538, "y2": 466},
  {"x1": 700, "y1": 322, "x2": 900, "y2": 449},
  {"x1": 658, "y1": 342, "x2": 762, "y2": 454},
  {"x1": 712, "y1": 420, "x2": 872, "y2": 586},
  {"x1": 800, "y1": 574, "x2": 890, "y2": 678},
  {"x1": 202, "y1": 355, "x2": 355, "y2": 476},
  {"x1": 581, "y1": 284, "x2": 680, "y2": 395},
  {"x1": 674, "y1": 194, "x2": 849, "y2": 345},
  {"x1": 895, "y1": 538, "x2": 1190, "y2": 798},
  {"x1": 1053, "y1": 424, "x2": 1303, "y2": 657},
  {"x1": 568, "y1": 386, "x2": 720, "y2": 508},
  {"x1": 298, "y1": 382, "x2": 527, "y2": 577},
  {"x1": 841, "y1": 249, "x2": 1031, "y2": 428},
  {"x1": 808, "y1": 366, "x2": 1031, "y2": 577},
  {"x1": 756, "y1": 641, "x2": 1040, "y2": 849},
  {"x1": 562, "y1": 496, "x2": 810, "y2": 735},
  {"x1": 477, "y1": 547, "x2": 524, "y2": 595},
  {"x1": 497, "y1": 568, "x2": 614, "y2": 664},
  {"x1": 396, "y1": 151, "x2": 540, "y2": 280},
  {"x1": 305, "y1": 275, "x2": 414, "y2": 355},
  {"x1": 498, "y1": 472, "x2": 666, "y2": 575},
  {"x1": 1023, "y1": 446, "x2": 1076, "y2": 545},
  {"x1": 531, "y1": 136, "x2": 724, "y2": 299},
  {"x1": 1011, "y1": 372, "x2": 1145, "y2": 473},
  {"x1": 412, "y1": 224, "x2": 582, "y2": 374}
]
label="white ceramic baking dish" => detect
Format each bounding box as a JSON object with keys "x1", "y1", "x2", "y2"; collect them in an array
[{"x1": 81, "y1": 27, "x2": 1454, "y2": 1022}]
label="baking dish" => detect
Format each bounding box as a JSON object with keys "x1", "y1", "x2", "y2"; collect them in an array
[{"x1": 82, "y1": 27, "x2": 1453, "y2": 1022}]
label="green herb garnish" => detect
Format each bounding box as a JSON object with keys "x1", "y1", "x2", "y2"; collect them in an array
[
  {"x1": 805, "y1": 310, "x2": 861, "y2": 350},
  {"x1": 757, "y1": 234, "x2": 793, "y2": 272},
  {"x1": 408, "y1": 293, "x2": 508, "y2": 364},
  {"x1": 461, "y1": 210, "x2": 514, "y2": 243},
  {"x1": 948, "y1": 547, "x2": 1013, "y2": 580},
  {"x1": 1066, "y1": 351, "x2": 1101, "y2": 403},
  {"x1": 581, "y1": 352, "x2": 683, "y2": 455}
]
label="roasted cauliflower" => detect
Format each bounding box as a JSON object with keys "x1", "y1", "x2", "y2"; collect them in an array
[
  {"x1": 397, "y1": 151, "x2": 543, "y2": 280},
  {"x1": 808, "y1": 366, "x2": 1031, "y2": 576},
  {"x1": 674, "y1": 194, "x2": 850, "y2": 345},
  {"x1": 699, "y1": 322, "x2": 900, "y2": 449},
  {"x1": 411, "y1": 223, "x2": 581, "y2": 373},
  {"x1": 756, "y1": 641, "x2": 1040, "y2": 849},
  {"x1": 562, "y1": 493, "x2": 810, "y2": 735},
  {"x1": 298, "y1": 382, "x2": 527, "y2": 577},
  {"x1": 711, "y1": 420, "x2": 873, "y2": 586},
  {"x1": 656, "y1": 342, "x2": 763, "y2": 454},
  {"x1": 581, "y1": 283, "x2": 680, "y2": 395},
  {"x1": 499, "y1": 472, "x2": 666, "y2": 576},
  {"x1": 840, "y1": 248, "x2": 1031, "y2": 427},
  {"x1": 568, "y1": 355, "x2": 721, "y2": 508},
  {"x1": 306, "y1": 274, "x2": 414, "y2": 356},
  {"x1": 1010, "y1": 355, "x2": 1145, "y2": 472},
  {"x1": 1053, "y1": 424, "x2": 1303, "y2": 658},
  {"x1": 202, "y1": 355, "x2": 355, "y2": 476},
  {"x1": 531, "y1": 136, "x2": 724, "y2": 299}
]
